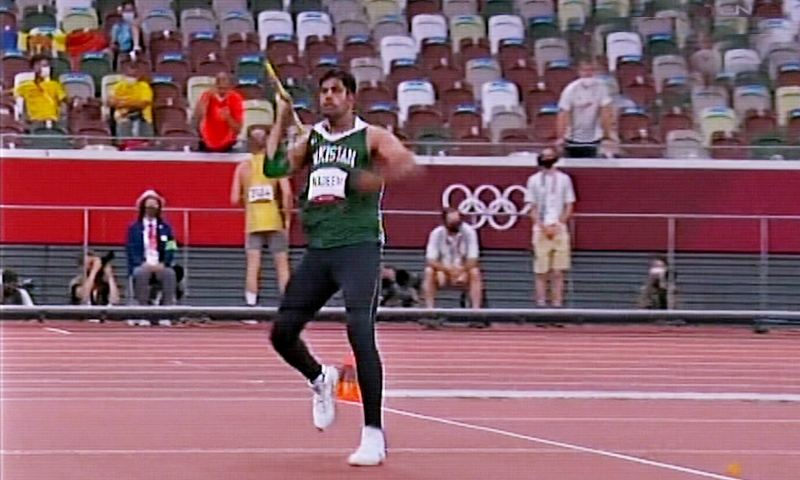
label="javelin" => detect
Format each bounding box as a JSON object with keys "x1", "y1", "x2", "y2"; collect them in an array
[{"x1": 265, "y1": 60, "x2": 306, "y2": 133}]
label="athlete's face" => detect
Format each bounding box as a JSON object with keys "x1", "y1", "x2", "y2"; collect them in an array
[{"x1": 319, "y1": 78, "x2": 353, "y2": 119}]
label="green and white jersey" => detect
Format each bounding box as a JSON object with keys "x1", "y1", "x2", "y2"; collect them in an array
[{"x1": 300, "y1": 117, "x2": 384, "y2": 249}]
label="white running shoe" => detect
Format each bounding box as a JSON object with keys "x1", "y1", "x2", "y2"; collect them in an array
[
  {"x1": 311, "y1": 365, "x2": 339, "y2": 431},
  {"x1": 348, "y1": 426, "x2": 387, "y2": 466}
]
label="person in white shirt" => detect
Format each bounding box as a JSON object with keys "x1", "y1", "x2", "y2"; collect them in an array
[
  {"x1": 556, "y1": 58, "x2": 617, "y2": 158},
  {"x1": 422, "y1": 208, "x2": 483, "y2": 308},
  {"x1": 525, "y1": 148, "x2": 576, "y2": 307}
]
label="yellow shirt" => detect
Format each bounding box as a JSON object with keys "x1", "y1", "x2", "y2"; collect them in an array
[
  {"x1": 112, "y1": 78, "x2": 153, "y2": 123},
  {"x1": 13, "y1": 79, "x2": 66, "y2": 122},
  {"x1": 245, "y1": 153, "x2": 284, "y2": 233}
]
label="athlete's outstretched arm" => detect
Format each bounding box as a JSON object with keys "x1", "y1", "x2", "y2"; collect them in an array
[{"x1": 351, "y1": 127, "x2": 418, "y2": 192}]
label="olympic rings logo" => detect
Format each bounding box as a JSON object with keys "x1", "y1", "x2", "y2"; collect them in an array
[{"x1": 442, "y1": 184, "x2": 530, "y2": 230}]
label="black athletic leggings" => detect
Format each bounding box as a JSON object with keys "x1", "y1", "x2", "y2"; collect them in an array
[{"x1": 270, "y1": 241, "x2": 383, "y2": 428}]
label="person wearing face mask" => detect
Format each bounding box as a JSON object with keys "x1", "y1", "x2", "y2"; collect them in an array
[
  {"x1": 525, "y1": 148, "x2": 576, "y2": 307},
  {"x1": 13, "y1": 55, "x2": 67, "y2": 123},
  {"x1": 109, "y1": 0, "x2": 141, "y2": 64},
  {"x1": 109, "y1": 62, "x2": 154, "y2": 139},
  {"x1": 555, "y1": 58, "x2": 617, "y2": 158},
  {"x1": 126, "y1": 190, "x2": 179, "y2": 306},
  {"x1": 422, "y1": 207, "x2": 484, "y2": 309},
  {"x1": 637, "y1": 256, "x2": 676, "y2": 310}
]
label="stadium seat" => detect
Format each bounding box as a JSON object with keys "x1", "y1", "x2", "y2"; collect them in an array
[
  {"x1": 335, "y1": 16, "x2": 370, "y2": 50},
  {"x1": 219, "y1": 12, "x2": 255, "y2": 48},
  {"x1": 240, "y1": 99, "x2": 274, "y2": 139},
  {"x1": 623, "y1": 129, "x2": 663, "y2": 158},
  {"x1": 742, "y1": 109, "x2": 778, "y2": 141},
  {"x1": 187, "y1": 75, "x2": 215, "y2": 110},
  {"x1": 22, "y1": 5, "x2": 57, "y2": 32},
  {"x1": 690, "y1": 85, "x2": 729, "y2": 122},
  {"x1": 58, "y1": 73, "x2": 95, "y2": 98},
  {"x1": 439, "y1": 79, "x2": 475, "y2": 113},
  {"x1": 504, "y1": 58, "x2": 538, "y2": 94},
  {"x1": 180, "y1": 9, "x2": 217, "y2": 47},
  {"x1": 396, "y1": 79, "x2": 435, "y2": 125},
  {"x1": 149, "y1": 30, "x2": 183, "y2": 65},
  {"x1": 533, "y1": 37, "x2": 569, "y2": 77},
  {"x1": 356, "y1": 80, "x2": 392, "y2": 110},
  {"x1": 100, "y1": 73, "x2": 126, "y2": 115},
  {"x1": 310, "y1": 54, "x2": 339, "y2": 82},
  {"x1": 225, "y1": 31, "x2": 260, "y2": 67},
  {"x1": 213, "y1": 0, "x2": 247, "y2": 17},
  {"x1": 480, "y1": 0, "x2": 514, "y2": 19},
  {"x1": 733, "y1": 85, "x2": 771, "y2": 120},
  {"x1": 487, "y1": 14, "x2": 524, "y2": 55},
  {"x1": 361, "y1": 102, "x2": 398, "y2": 130},
  {"x1": 27, "y1": 121, "x2": 72, "y2": 149},
  {"x1": 141, "y1": 9, "x2": 178, "y2": 47},
  {"x1": 236, "y1": 76, "x2": 266, "y2": 99},
  {"x1": 327, "y1": 0, "x2": 364, "y2": 22},
  {"x1": 765, "y1": 43, "x2": 800, "y2": 81},
  {"x1": 723, "y1": 48, "x2": 761, "y2": 76},
  {"x1": 258, "y1": 11, "x2": 294, "y2": 51},
  {"x1": 266, "y1": 34, "x2": 299, "y2": 65},
  {"x1": 150, "y1": 75, "x2": 183, "y2": 102},
  {"x1": 387, "y1": 58, "x2": 426, "y2": 92},
  {"x1": 380, "y1": 35, "x2": 416, "y2": 74},
  {"x1": 405, "y1": 103, "x2": 443, "y2": 138},
  {"x1": 443, "y1": 0, "x2": 477, "y2": 17},
  {"x1": 189, "y1": 32, "x2": 223, "y2": 69},
  {"x1": 79, "y1": 52, "x2": 112, "y2": 96},
  {"x1": 488, "y1": 104, "x2": 526, "y2": 141},
  {"x1": 296, "y1": 12, "x2": 333, "y2": 54},
  {"x1": 665, "y1": 129, "x2": 707, "y2": 158},
  {"x1": 304, "y1": 35, "x2": 337, "y2": 68},
  {"x1": 557, "y1": 0, "x2": 585, "y2": 31},
  {"x1": 699, "y1": 106, "x2": 737, "y2": 146},
  {"x1": 236, "y1": 54, "x2": 266, "y2": 82},
  {"x1": 365, "y1": 0, "x2": 401, "y2": 26},
  {"x1": 2, "y1": 51, "x2": 29, "y2": 90},
  {"x1": 448, "y1": 104, "x2": 481, "y2": 137},
  {"x1": 406, "y1": 0, "x2": 441, "y2": 21},
  {"x1": 652, "y1": 54, "x2": 687, "y2": 93},
  {"x1": 523, "y1": 81, "x2": 558, "y2": 116},
  {"x1": 480, "y1": 79, "x2": 519, "y2": 126},
  {"x1": 659, "y1": 106, "x2": 693, "y2": 140},
  {"x1": 519, "y1": 0, "x2": 555, "y2": 21},
  {"x1": 776, "y1": 86, "x2": 800, "y2": 126},
  {"x1": 606, "y1": 31, "x2": 641, "y2": 71},
  {"x1": 618, "y1": 106, "x2": 649, "y2": 142},
  {"x1": 710, "y1": 130, "x2": 748, "y2": 160},
  {"x1": 464, "y1": 57, "x2": 500, "y2": 99},
  {"x1": 351, "y1": 56, "x2": 384, "y2": 84},
  {"x1": 449, "y1": 14, "x2": 485, "y2": 53},
  {"x1": 497, "y1": 38, "x2": 529, "y2": 72},
  {"x1": 411, "y1": 13, "x2": 447, "y2": 53},
  {"x1": 60, "y1": 6, "x2": 97, "y2": 33},
  {"x1": 530, "y1": 104, "x2": 558, "y2": 142},
  {"x1": 420, "y1": 37, "x2": 452, "y2": 71},
  {"x1": 373, "y1": 14, "x2": 408, "y2": 45},
  {"x1": 543, "y1": 60, "x2": 576, "y2": 94},
  {"x1": 155, "y1": 52, "x2": 191, "y2": 92},
  {"x1": 153, "y1": 97, "x2": 189, "y2": 134},
  {"x1": 251, "y1": 0, "x2": 283, "y2": 16}
]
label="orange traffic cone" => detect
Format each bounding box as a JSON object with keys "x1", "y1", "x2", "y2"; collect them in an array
[
  {"x1": 725, "y1": 463, "x2": 742, "y2": 478},
  {"x1": 336, "y1": 354, "x2": 361, "y2": 402}
]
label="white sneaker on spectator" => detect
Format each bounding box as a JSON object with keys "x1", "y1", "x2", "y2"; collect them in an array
[
  {"x1": 348, "y1": 426, "x2": 386, "y2": 466},
  {"x1": 311, "y1": 365, "x2": 339, "y2": 430}
]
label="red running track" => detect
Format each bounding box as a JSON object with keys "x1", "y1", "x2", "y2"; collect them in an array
[{"x1": 2, "y1": 321, "x2": 799, "y2": 480}]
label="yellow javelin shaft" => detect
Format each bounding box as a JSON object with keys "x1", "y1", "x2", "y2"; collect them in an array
[{"x1": 265, "y1": 60, "x2": 306, "y2": 133}]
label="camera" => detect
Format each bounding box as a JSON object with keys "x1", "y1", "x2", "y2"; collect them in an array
[{"x1": 100, "y1": 251, "x2": 115, "y2": 266}]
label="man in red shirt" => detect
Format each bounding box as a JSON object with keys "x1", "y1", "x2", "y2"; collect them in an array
[{"x1": 195, "y1": 72, "x2": 244, "y2": 152}]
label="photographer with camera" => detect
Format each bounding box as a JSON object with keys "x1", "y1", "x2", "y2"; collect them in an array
[
  {"x1": 1, "y1": 269, "x2": 35, "y2": 306},
  {"x1": 637, "y1": 256, "x2": 677, "y2": 310},
  {"x1": 69, "y1": 250, "x2": 121, "y2": 305}
]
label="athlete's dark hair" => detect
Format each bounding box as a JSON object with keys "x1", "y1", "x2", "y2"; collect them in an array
[
  {"x1": 30, "y1": 54, "x2": 49, "y2": 69},
  {"x1": 319, "y1": 69, "x2": 357, "y2": 95}
]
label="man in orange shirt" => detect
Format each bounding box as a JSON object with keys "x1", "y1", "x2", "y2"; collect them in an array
[{"x1": 194, "y1": 71, "x2": 244, "y2": 152}]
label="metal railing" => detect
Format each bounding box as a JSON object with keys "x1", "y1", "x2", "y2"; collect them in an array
[{"x1": 2, "y1": 204, "x2": 800, "y2": 309}]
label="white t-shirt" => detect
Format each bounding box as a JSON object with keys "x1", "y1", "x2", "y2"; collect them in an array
[
  {"x1": 142, "y1": 218, "x2": 159, "y2": 265},
  {"x1": 557, "y1": 77, "x2": 613, "y2": 143},
  {"x1": 525, "y1": 169, "x2": 576, "y2": 227},
  {"x1": 425, "y1": 224, "x2": 480, "y2": 269}
]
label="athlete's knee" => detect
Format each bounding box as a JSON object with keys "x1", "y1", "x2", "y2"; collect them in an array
[{"x1": 270, "y1": 315, "x2": 302, "y2": 351}]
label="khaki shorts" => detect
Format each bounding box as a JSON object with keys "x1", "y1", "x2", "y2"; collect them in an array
[
  {"x1": 246, "y1": 230, "x2": 288, "y2": 254},
  {"x1": 533, "y1": 228, "x2": 571, "y2": 274}
]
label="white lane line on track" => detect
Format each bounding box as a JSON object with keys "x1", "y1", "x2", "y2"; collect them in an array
[
  {"x1": 4, "y1": 354, "x2": 799, "y2": 361},
  {"x1": 384, "y1": 389, "x2": 800, "y2": 402},
  {"x1": 3, "y1": 361, "x2": 797, "y2": 368},
  {"x1": 41, "y1": 328, "x2": 72, "y2": 335},
  {"x1": 447, "y1": 417, "x2": 800, "y2": 424},
  {"x1": 0, "y1": 397, "x2": 308, "y2": 401},
  {"x1": 379, "y1": 406, "x2": 756, "y2": 480},
  {"x1": 1, "y1": 447, "x2": 799, "y2": 456}
]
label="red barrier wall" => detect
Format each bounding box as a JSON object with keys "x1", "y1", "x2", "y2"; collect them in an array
[{"x1": 2, "y1": 155, "x2": 799, "y2": 253}]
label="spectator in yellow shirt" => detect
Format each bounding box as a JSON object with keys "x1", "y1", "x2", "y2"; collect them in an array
[
  {"x1": 108, "y1": 63, "x2": 153, "y2": 138},
  {"x1": 13, "y1": 55, "x2": 67, "y2": 123}
]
